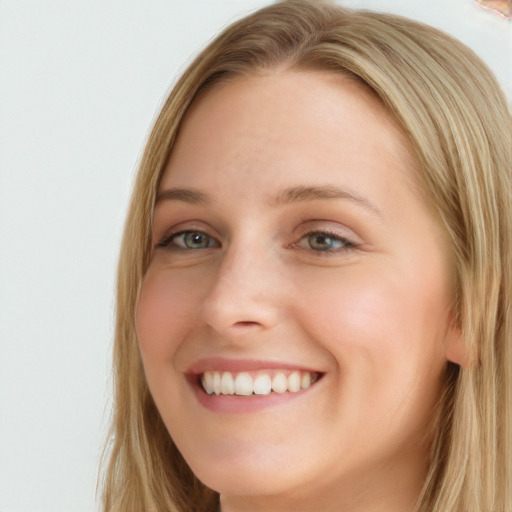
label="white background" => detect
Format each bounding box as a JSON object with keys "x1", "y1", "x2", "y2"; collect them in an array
[{"x1": 0, "y1": 1, "x2": 510, "y2": 511}]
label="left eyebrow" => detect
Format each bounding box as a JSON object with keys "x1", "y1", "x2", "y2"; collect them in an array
[
  {"x1": 270, "y1": 185, "x2": 382, "y2": 216},
  {"x1": 155, "y1": 187, "x2": 210, "y2": 205}
]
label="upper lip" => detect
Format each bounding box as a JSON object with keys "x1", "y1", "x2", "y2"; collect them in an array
[{"x1": 187, "y1": 357, "x2": 322, "y2": 375}]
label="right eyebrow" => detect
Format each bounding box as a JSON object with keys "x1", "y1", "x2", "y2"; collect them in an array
[
  {"x1": 155, "y1": 187, "x2": 210, "y2": 205},
  {"x1": 270, "y1": 185, "x2": 381, "y2": 216}
]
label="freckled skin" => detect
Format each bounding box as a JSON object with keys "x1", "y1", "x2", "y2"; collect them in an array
[{"x1": 135, "y1": 70, "x2": 463, "y2": 512}]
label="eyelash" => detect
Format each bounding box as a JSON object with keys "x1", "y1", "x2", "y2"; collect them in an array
[
  {"x1": 156, "y1": 230, "x2": 219, "y2": 251},
  {"x1": 155, "y1": 229, "x2": 358, "y2": 255},
  {"x1": 295, "y1": 230, "x2": 358, "y2": 254}
]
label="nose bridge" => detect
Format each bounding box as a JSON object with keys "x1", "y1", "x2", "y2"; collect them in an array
[{"x1": 200, "y1": 236, "x2": 280, "y2": 332}]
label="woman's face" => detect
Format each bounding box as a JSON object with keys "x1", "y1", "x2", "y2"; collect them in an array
[{"x1": 136, "y1": 70, "x2": 463, "y2": 511}]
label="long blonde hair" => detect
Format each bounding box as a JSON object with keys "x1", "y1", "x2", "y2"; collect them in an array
[{"x1": 101, "y1": 2, "x2": 512, "y2": 511}]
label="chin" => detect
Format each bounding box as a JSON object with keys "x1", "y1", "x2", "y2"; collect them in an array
[{"x1": 184, "y1": 449, "x2": 304, "y2": 498}]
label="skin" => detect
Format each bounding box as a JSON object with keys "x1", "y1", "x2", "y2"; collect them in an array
[{"x1": 136, "y1": 70, "x2": 464, "y2": 512}]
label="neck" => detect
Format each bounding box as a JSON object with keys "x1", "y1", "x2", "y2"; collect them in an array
[{"x1": 219, "y1": 450, "x2": 427, "y2": 512}]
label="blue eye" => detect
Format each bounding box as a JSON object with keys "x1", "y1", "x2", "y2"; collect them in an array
[
  {"x1": 300, "y1": 231, "x2": 354, "y2": 252},
  {"x1": 158, "y1": 230, "x2": 219, "y2": 250}
]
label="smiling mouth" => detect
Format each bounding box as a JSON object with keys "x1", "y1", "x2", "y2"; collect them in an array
[{"x1": 200, "y1": 370, "x2": 321, "y2": 396}]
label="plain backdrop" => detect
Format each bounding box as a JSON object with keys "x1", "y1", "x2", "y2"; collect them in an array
[{"x1": 0, "y1": 1, "x2": 510, "y2": 511}]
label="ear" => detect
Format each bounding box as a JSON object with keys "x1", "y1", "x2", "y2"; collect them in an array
[{"x1": 444, "y1": 318, "x2": 469, "y2": 368}]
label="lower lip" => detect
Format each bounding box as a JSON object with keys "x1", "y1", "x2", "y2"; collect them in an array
[{"x1": 190, "y1": 377, "x2": 320, "y2": 413}]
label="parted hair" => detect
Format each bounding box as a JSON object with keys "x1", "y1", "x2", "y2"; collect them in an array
[{"x1": 101, "y1": 2, "x2": 512, "y2": 511}]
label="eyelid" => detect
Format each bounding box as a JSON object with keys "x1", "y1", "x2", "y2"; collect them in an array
[
  {"x1": 288, "y1": 218, "x2": 363, "y2": 256},
  {"x1": 153, "y1": 219, "x2": 361, "y2": 255},
  {"x1": 155, "y1": 225, "x2": 220, "y2": 250},
  {"x1": 297, "y1": 229, "x2": 357, "y2": 251},
  {"x1": 175, "y1": 231, "x2": 219, "y2": 249}
]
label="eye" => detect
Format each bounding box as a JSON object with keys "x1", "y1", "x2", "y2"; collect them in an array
[
  {"x1": 157, "y1": 230, "x2": 219, "y2": 250},
  {"x1": 298, "y1": 231, "x2": 356, "y2": 253}
]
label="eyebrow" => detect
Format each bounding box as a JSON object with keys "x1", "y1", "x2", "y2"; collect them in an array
[
  {"x1": 271, "y1": 185, "x2": 381, "y2": 215},
  {"x1": 155, "y1": 185, "x2": 381, "y2": 216},
  {"x1": 156, "y1": 188, "x2": 210, "y2": 205}
]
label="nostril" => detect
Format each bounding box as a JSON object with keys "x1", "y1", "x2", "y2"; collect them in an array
[{"x1": 233, "y1": 321, "x2": 261, "y2": 327}]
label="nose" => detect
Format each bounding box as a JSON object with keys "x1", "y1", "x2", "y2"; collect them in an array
[{"x1": 199, "y1": 241, "x2": 282, "y2": 337}]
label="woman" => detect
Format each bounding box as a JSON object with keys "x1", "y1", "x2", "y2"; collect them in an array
[{"x1": 101, "y1": 1, "x2": 512, "y2": 511}]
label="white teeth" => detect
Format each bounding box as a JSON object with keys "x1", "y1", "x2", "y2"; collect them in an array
[
  {"x1": 301, "y1": 371, "x2": 311, "y2": 389},
  {"x1": 271, "y1": 372, "x2": 288, "y2": 393},
  {"x1": 288, "y1": 371, "x2": 301, "y2": 392},
  {"x1": 220, "y1": 372, "x2": 235, "y2": 395},
  {"x1": 234, "y1": 372, "x2": 253, "y2": 396},
  {"x1": 253, "y1": 374, "x2": 272, "y2": 395},
  {"x1": 213, "y1": 371, "x2": 221, "y2": 395},
  {"x1": 203, "y1": 371, "x2": 214, "y2": 394},
  {"x1": 201, "y1": 370, "x2": 319, "y2": 396}
]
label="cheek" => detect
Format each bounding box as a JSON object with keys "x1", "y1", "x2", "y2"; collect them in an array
[
  {"x1": 299, "y1": 265, "x2": 450, "y2": 379},
  {"x1": 304, "y1": 272, "x2": 399, "y2": 348},
  {"x1": 135, "y1": 268, "x2": 198, "y2": 358}
]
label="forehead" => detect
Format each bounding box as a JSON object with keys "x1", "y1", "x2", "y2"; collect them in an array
[{"x1": 160, "y1": 69, "x2": 420, "y2": 204}]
